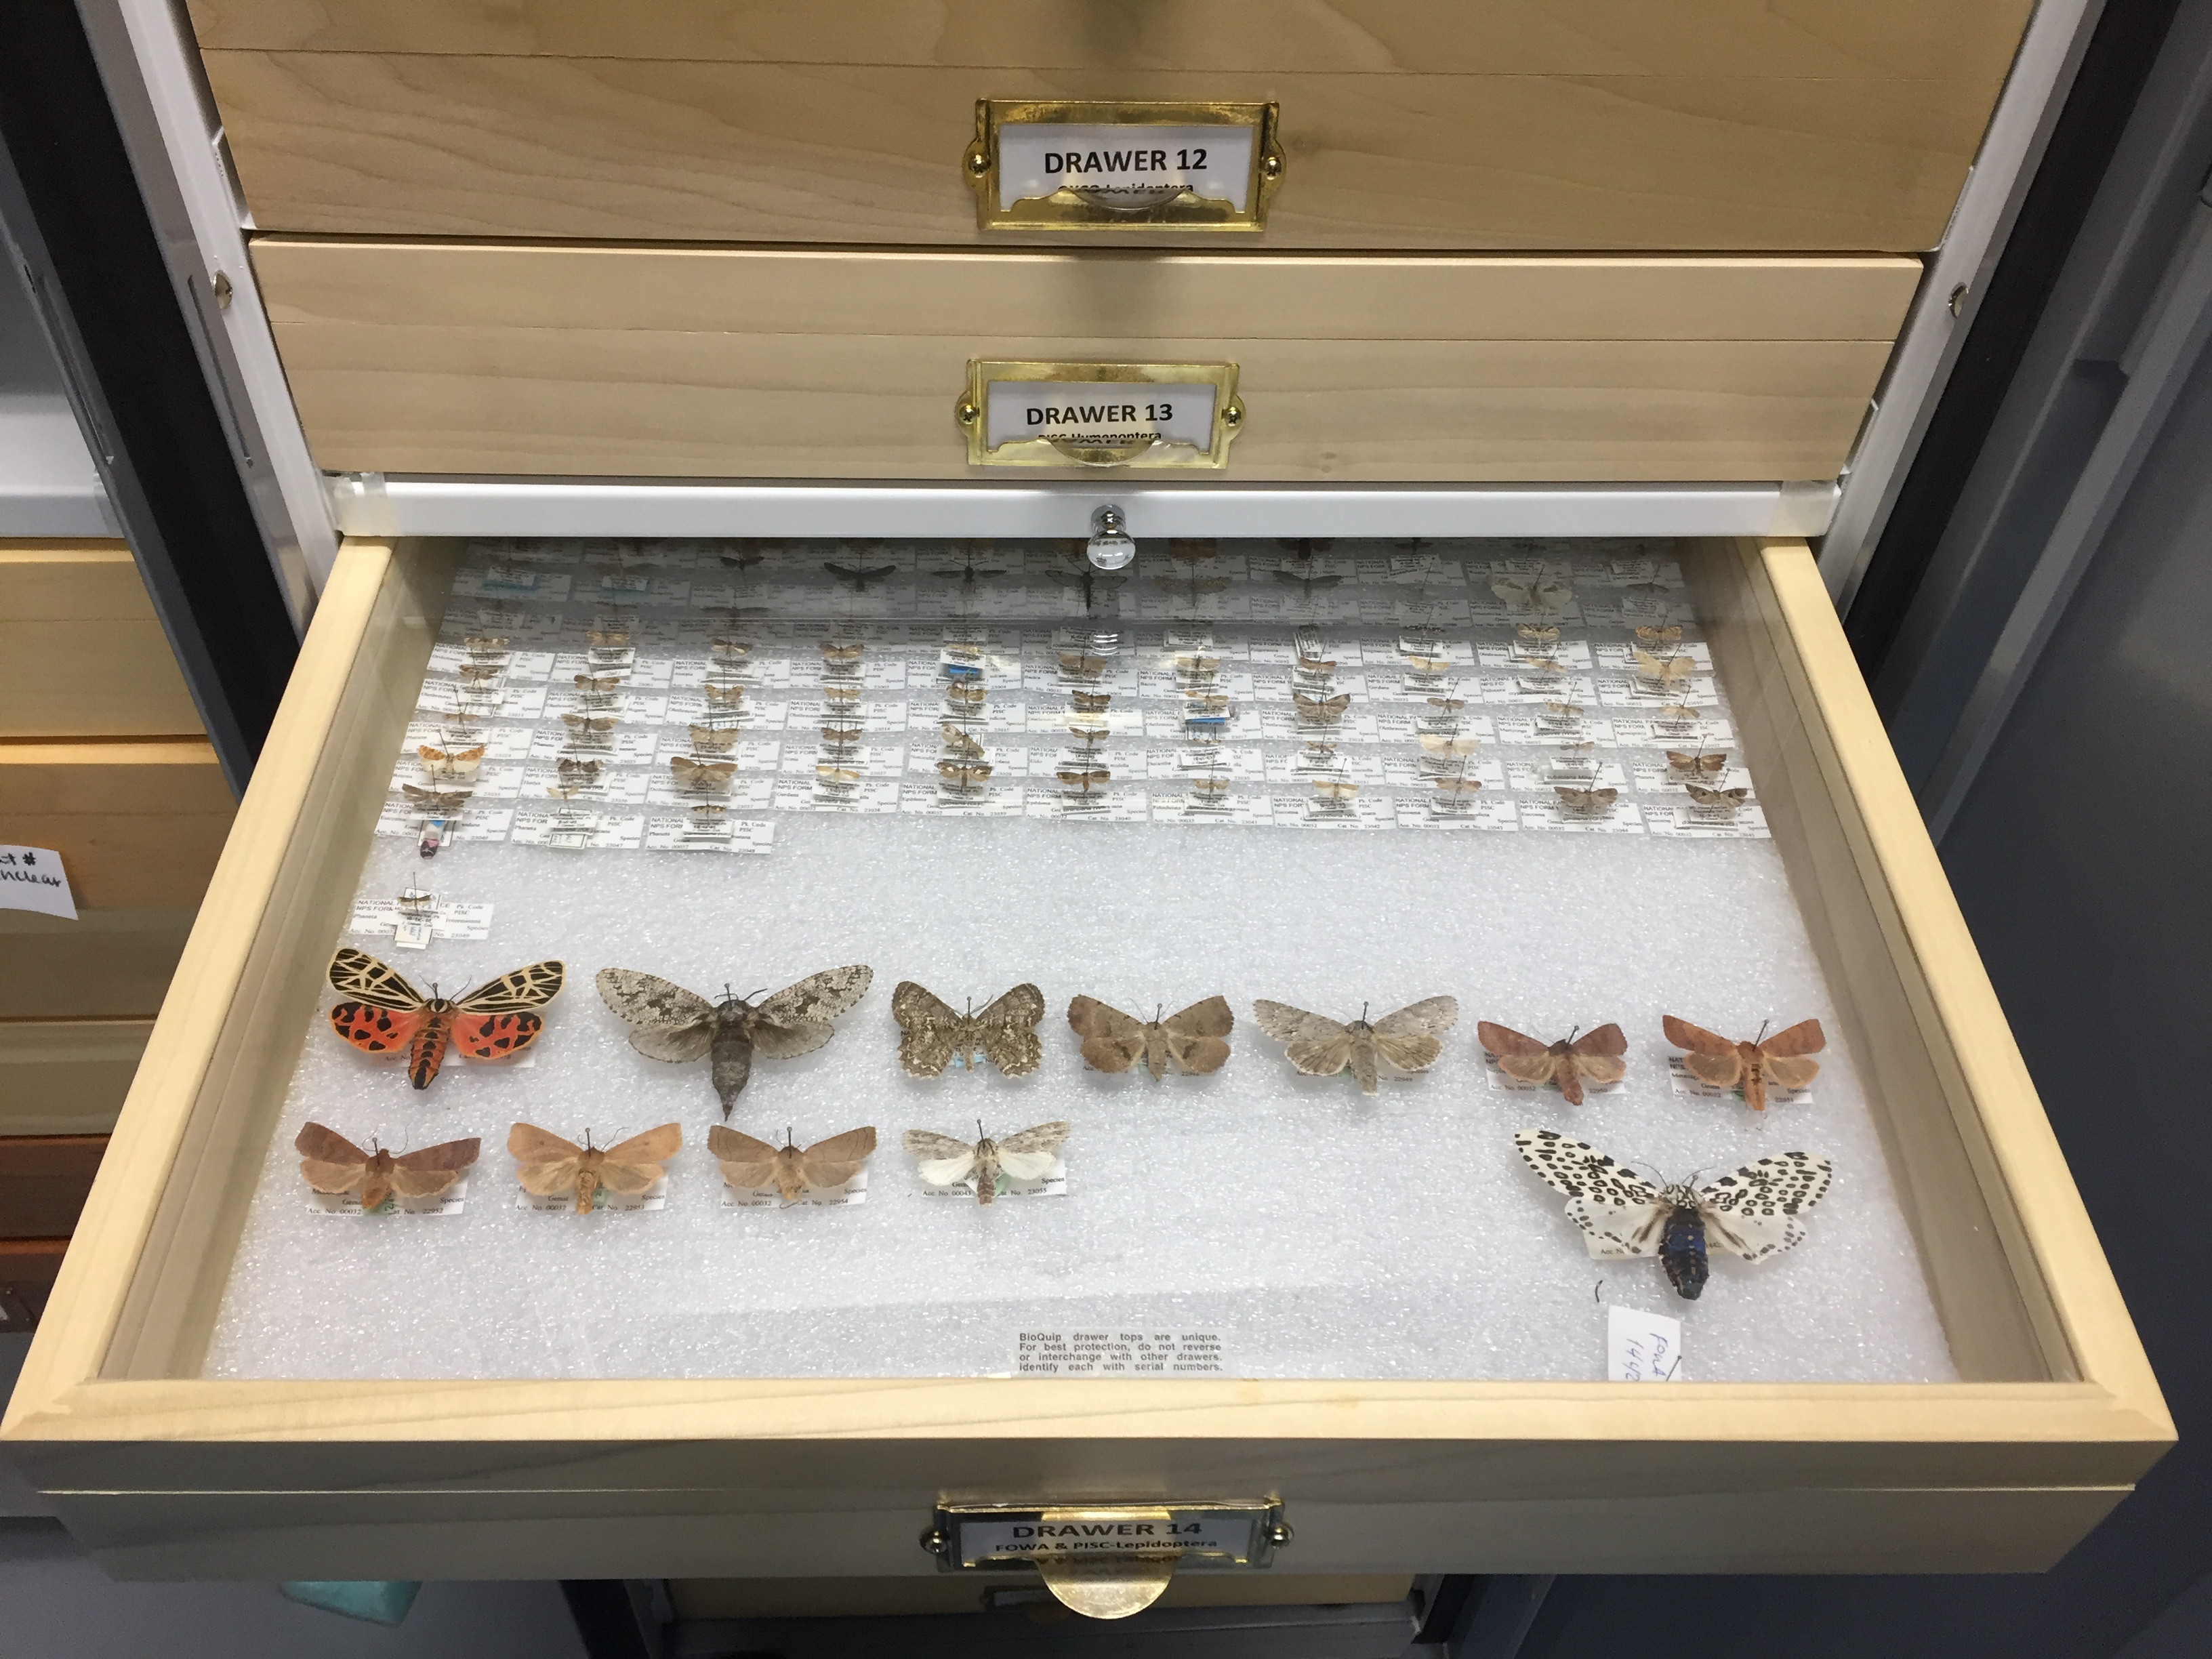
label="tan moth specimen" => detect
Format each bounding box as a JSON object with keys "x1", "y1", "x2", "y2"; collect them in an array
[
  {"x1": 1419, "y1": 732, "x2": 1479, "y2": 759},
  {"x1": 508, "y1": 1122, "x2": 682, "y2": 1214},
  {"x1": 1071, "y1": 690, "x2": 1112, "y2": 713},
  {"x1": 946, "y1": 680, "x2": 987, "y2": 709},
  {"x1": 1666, "y1": 750, "x2": 1729, "y2": 779},
  {"x1": 1555, "y1": 785, "x2": 1618, "y2": 814},
  {"x1": 1685, "y1": 783, "x2": 1752, "y2": 813},
  {"x1": 1663, "y1": 1015, "x2": 1826, "y2": 1112},
  {"x1": 294, "y1": 1123, "x2": 480, "y2": 1212},
  {"x1": 1633, "y1": 649, "x2": 1695, "y2": 690},
  {"x1": 416, "y1": 743, "x2": 485, "y2": 782},
  {"x1": 1477, "y1": 1021, "x2": 1629, "y2": 1105},
  {"x1": 892, "y1": 981, "x2": 1047, "y2": 1078},
  {"x1": 1067, "y1": 995, "x2": 1234, "y2": 1079},
  {"x1": 597, "y1": 965, "x2": 874, "y2": 1117},
  {"x1": 938, "y1": 760, "x2": 993, "y2": 789},
  {"x1": 1294, "y1": 691, "x2": 1351, "y2": 724},
  {"x1": 708, "y1": 1124, "x2": 877, "y2": 1202},
  {"x1": 903, "y1": 1121, "x2": 1071, "y2": 1205},
  {"x1": 703, "y1": 683, "x2": 746, "y2": 710},
  {"x1": 670, "y1": 756, "x2": 736, "y2": 793},
  {"x1": 1059, "y1": 767, "x2": 1111, "y2": 794},
  {"x1": 939, "y1": 722, "x2": 985, "y2": 760},
  {"x1": 562, "y1": 712, "x2": 616, "y2": 743},
  {"x1": 573, "y1": 673, "x2": 623, "y2": 698},
  {"x1": 1433, "y1": 775, "x2": 1483, "y2": 798},
  {"x1": 689, "y1": 724, "x2": 739, "y2": 755},
  {"x1": 1636, "y1": 624, "x2": 1684, "y2": 647},
  {"x1": 1252, "y1": 996, "x2": 1460, "y2": 1095},
  {"x1": 401, "y1": 784, "x2": 470, "y2": 816}
]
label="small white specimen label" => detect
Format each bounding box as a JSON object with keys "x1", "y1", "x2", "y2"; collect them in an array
[{"x1": 1607, "y1": 1304, "x2": 1686, "y2": 1382}]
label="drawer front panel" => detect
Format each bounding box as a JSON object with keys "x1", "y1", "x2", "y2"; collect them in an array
[
  {"x1": 255, "y1": 242, "x2": 1917, "y2": 482},
  {"x1": 1, "y1": 745, "x2": 235, "y2": 911},
  {"x1": 0, "y1": 545, "x2": 204, "y2": 739},
  {"x1": 0, "y1": 1022, "x2": 153, "y2": 1136},
  {"x1": 0, "y1": 914, "x2": 198, "y2": 1022},
  {"x1": 201, "y1": 48, "x2": 2016, "y2": 251}
]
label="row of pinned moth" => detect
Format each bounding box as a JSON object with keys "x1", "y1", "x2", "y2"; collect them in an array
[{"x1": 327, "y1": 947, "x2": 1823, "y2": 1111}]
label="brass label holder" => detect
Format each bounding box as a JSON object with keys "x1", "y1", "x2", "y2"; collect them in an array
[
  {"x1": 922, "y1": 1499, "x2": 1290, "y2": 1620},
  {"x1": 965, "y1": 100, "x2": 1284, "y2": 232},
  {"x1": 958, "y1": 361, "x2": 1244, "y2": 470}
]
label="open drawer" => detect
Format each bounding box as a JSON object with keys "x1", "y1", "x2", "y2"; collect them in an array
[{"x1": 0, "y1": 533, "x2": 2167, "y2": 1580}]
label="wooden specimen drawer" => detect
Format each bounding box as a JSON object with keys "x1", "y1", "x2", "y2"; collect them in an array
[
  {"x1": 188, "y1": 0, "x2": 2030, "y2": 251},
  {"x1": 0, "y1": 743, "x2": 234, "y2": 911},
  {"x1": 0, "y1": 544, "x2": 203, "y2": 739},
  {"x1": 0, "y1": 1137, "x2": 108, "y2": 1240},
  {"x1": 254, "y1": 241, "x2": 1919, "y2": 482},
  {"x1": 0, "y1": 1022, "x2": 155, "y2": 1136},
  {"x1": 0, "y1": 536, "x2": 2167, "y2": 1580}
]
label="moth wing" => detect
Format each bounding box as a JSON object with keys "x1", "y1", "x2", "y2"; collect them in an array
[
  {"x1": 891, "y1": 981, "x2": 962, "y2": 1076},
  {"x1": 1286, "y1": 1029, "x2": 1355, "y2": 1080},
  {"x1": 516, "y1": 1155, "x2": 584, "y2": 1197},
  {"x1": 1513, "y1": 1129, "x2": 1660, "y2": 1209},
  {"x1": 451, "y1": 1012, "x2": 543, "y2": 1061},
  {"x1": 798, "y1": 1126, "x2": 878, "y2": 1190},
  {"x1": 1252, "y1": 999, "x2": 1340, "y2": 1045},
  {"x1": 596, "y1": 967, "x2": 717, "y2": 1032},
  {"x1": 995, "y1": 1121, "x2": 1070, "y2": 1181},
  {"x1": 298, "y1": 1158, "x2": 367, "y2": 1195},
  {"x1": 1700, "y1": 1151, "x2": 1832, "y2": 1223},
  {"x1": 604, "y1": 1123, "x2": 683, "y2": 1166},
  {"x1": 1372, "y1": 995, "x2": 1459, "y2": 1038},
  {"x1": 975, "y1": 983, "x2": 1046, "y2": 1076},
  {"x1": 706, "y1": 1124, "x2": 782, "y2": 1190},
  {"x1": 1662, "y1": 1014, "x2": 1736, "y2": 1054},
  {"x1": 1165, "y1": 995, "x2": 1234, "y2": 1038},
  {"x1": 1068, "y1": 996, "x2": 1145, "y2": 1072},
  {"x1": 393, "y1": 1136, "x2": 481, "y2": 1175},
  {"x1": 388, "y1": 1162, "x2": 468, "y2": 1199},
  {"x1": 1763, "y1": 1054, "x2": 1822, "y2": 1090},
  {"x1": 1162, "y1": 998, "x2": 1233, "y2": 1076},
  {"x1": 623, "y1": 1016, "x2": 718, "y2": 1065},
  {"x1": 902, "y1": 1130, "x2": 979, "y2": 1187},
  {"x1": 508, "y1": 1122, "x2": 582, "y2": 1164},
  {"x1": 892, "y1": 979, "x2": 959, "y2": 1031},
  {"x1": 455, "y1": 960, "x2": 565, "y2": 1014},
  {"x1": 1700, "y1": 1206, "x2": 1807, "y2": 1261},
  {"x1": 1476, "y1": 1021, "x2": 1549, "y2": 1059},
  {"x1": 1564, "y1": 1197, "x2": 1671, "y2": 1258},
  {"x1": 1370, "y1": 1028, "x2": 1443, "y2": 1075},
  {"x1": 328, "y1": 947, "x2": 424, "y2": 1011},
  {"x1": 1569, "y1": 1052, "x2": 1628, "y2": 1087},
  {"x1": 1683, "y1": 1050, "x2": 1744, "y2": 1089},
  {"x1": 329, "y1": 1001, "x2": 426, "y2": 1055},
  {"x1": 754, "y1": 964, "x2": 874, "y2": 1026},
  {"x1": 1496, "y1": 1053, "x2": 1562, "y2": 1087},
  {"x1": 595, "y1": 1156, "x2": 664, "y2": 1195},
  {"x1": 294, "y1": 1122, "x2": 370, "y2": 1165},
  {"x1": 1573, "y1": 1023, "x2": 1629, "y2": 1057},
  {"x1": 1760, "y1": 1019, "x2": 1828, "y2": 1058}
]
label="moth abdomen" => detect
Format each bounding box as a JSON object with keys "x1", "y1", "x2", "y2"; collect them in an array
[
  {"x1": 407, "y1": 1011, "x2": 455, "y2": 1089},
  {"x1": 1659, "y1": 1206, "x2": 1708, "y2": 1300}
]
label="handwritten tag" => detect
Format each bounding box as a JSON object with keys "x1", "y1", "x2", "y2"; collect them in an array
[
  {"x1": 0, "y1": 846, "x2": 76, "y2": 920},
  {"x1": 1607, "y1": 1304, "x2": 1686, "y2": 1382}
]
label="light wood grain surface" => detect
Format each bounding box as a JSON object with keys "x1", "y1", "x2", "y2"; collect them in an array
[
  {"x1": 0, "y1": 911, "x2": 200, "y2": 1022},
  {"x1": 252, "y1": 242, "x2": 1914, "y2": 481},
  {"x1": 0, "y1": 545, "x2": 204, "y2": 739},
  {"x1": 0, "y1": 1020, "x2": 152, "y2": 1136},
  {"x1": 0, "y1": 537, "x2": 2169, "y2": 1578},
  {"x1": 1, "y1": 743, "x2": 234, "y2": 911},
  {"x1": 200, "y1": 50, "x2": 2011, "y2": 250}
]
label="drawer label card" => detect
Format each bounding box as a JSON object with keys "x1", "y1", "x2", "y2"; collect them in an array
[
  {"x1": 968, "y1": 100, "x2": 1282, "y2": 232},
  {"x1": 0, "y1": 844, "x2": 75, "y2": 919},
  {"x1": 963, "y1": 361, "x2": 1243, "y2": 469}
]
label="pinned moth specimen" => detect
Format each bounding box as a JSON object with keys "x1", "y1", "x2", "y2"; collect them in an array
[
  {"x1": 816, "y1": 764, "x2": 861, "y2": 790},
  {"x1": 1059, "y1": 651, "x2": 1108, "y2": 680},
  {"x1": 1068, "y1": 995, "x2": 1233, "y2": 1078},
  {"x1": 586, "y1": 626, "x2": 633, "y2": 652},
  {"x1": 458, "y1": 661, "x2": 504, "y2": 687},
  {"x1": 509, "y1": 1121, "x2": 682, "y2": 1214},
  {"x1": 401, "y1": 784, "x2": 472, "y2": 857},
  {"x1": 940, "y1": 722, "x2": 987, "y2": 760},
  {"x1": 1554, "y1": 784, "x2": 1618, "y2": 815},
  {"x1": 703, "y1": 683, "x2": 747, "y2": 712},
  {"x1": 1651, "y1": 703, "x2": 1702, "y2": 731},
  {"x1": 417, "y1": 742, "x2": 485, "y2": 783},
  {"x1": 295, "y1": 1122, "x2": 480, "y2": 1212},
  {"x1": 1173, "y1": 653, "x2": 1223, "y2": 687},
  {"x1": 709, "y1": 1123, "x2": 878, "y2": 1202},
  {"x1": 1491, "y1": 571, "x2": 1572, "y2": 615},
  {"x1": 821, "y1": 685, "x2": 863, "y2": 714},
  {"x1": 946, "y1": 680, "x2": 987, "y2": 710},
  {"x1": 820, "y1": 723, "x2": 864, "y2": 751},
  {"x1": 1635, "y1": 623, "x2": 1683, "y2": 648},
  {"x1": 1537, "y1": 701, "x2": 1585, "y2": 729},
  {"x1": 1293, "y1": 691, "x2": 1351, "y2": 725},
  {"x1": 1402, "y1": 653, "x2": 1452, "y2": 678},
  {"x1": 1418, "y1": 731, "x2": 1479, "y2": 762},
  {"x1": 1425, "y1": 694, "x2": 1471, "y2": 714},
  {"x1": 824, "y1": 559, "x2": 898, "y2": 592},
  {"x1": 1477, "y1": 1022, "x2": 1626, "y2": 1105},
  {"x1": 670, "y1": 756, "x2": 737, "y2": 795},
  {"x1": 1515, "y1": 1128, "x2": 1832, "y2": 1301},
  {"x1": 820, "y1": 640, "x2": 866, "y2": 676},
  {"x1": 562, "y1": 712, "x2": 617, "y2": 748},
  {"x1": 328, "y1": 947, "x2": 565, "y2": 1088},
  {"x1": 690, "y1": 724, "x2": 739, "y2": 756},
  {"x1": 903, "y1": 1120, "x2": 1071, "y2": 1204},
  {"x1": 596, "y1": 964, "x2": 874, "y2": 1116},
  {"x1": 1432, "y1": 775, "x2": 1483, "y2": 800},
  {"x1": 1685, "y1": 783, "x2": 1750, "y2": 815},
  {"x1": 1066, "y1": 724, "x2": 1110, "y2": 752},
  {"x1": 462, "y1": 633, "x2": 509, "y2": 656},
  {"x1": 573, "y1": 672, "x2": 623, "y2": 701},
  {"x1": 1252, "y1": 996, "x2": 1459, "y2": 1095},
  {"x1": 1666, "y1": 749, "x2": 1728, "y2": 779},
  {"x1": 555, "y1": 757, "x2": 603, "y2": 790},
  {"x1": 927, "y1": 543, "x2": 1008, "y2": 586},
  {"x1": 1189, "y1": 774, "x2": 1233, "y2": 802},
  {"x1": 1274, "y1": 562, "x2": 1344, "y2": 595},
  {"x1": 1632, "y1": 649, "x2": 1694, "y2": 691},
  {"x1": 1515, "y1": 623, "x2": 1561, "y2": 651},
  {"x1": 1311, "y1": 777, "x2": 1359, "y2": 805},
  {"x1": 1071, "y1": 690, "x2": 1113, "y2": 714},
  {"x1": 1059, "y1": 766, "x2": 1111, "y2": 796},
  {"x1": 939, "y1": 760, "x2": 994, "y2": 791},
  {"x1": 710, "y1": 636, "x2": 753, "y2": 663},
  {"x1": 892, "y1": 981, "x2": 1048, "y2": 1077},
  {"x1": 1663, "y1": 1015, "x2": 1824, "y2": 1111}
]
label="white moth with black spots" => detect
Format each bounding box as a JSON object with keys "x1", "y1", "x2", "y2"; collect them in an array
[{"x1": 1513, "y1": 1128, "x2": 1832, "y2": 1300}]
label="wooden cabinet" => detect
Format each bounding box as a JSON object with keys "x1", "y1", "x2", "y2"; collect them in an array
[
  {"x1": 0, "y1": 545, "x2": 204, "y2": 739},
  {"x1": 0, "y1": 536, "x2": 2168, "y2": 1580}
]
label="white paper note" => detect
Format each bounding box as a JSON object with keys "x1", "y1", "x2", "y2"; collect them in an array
[
  {"x1": 1607, "y1": 1304, "x2": 1686, "y2": 1382},
  {"x1": 0, "y1": 845, "x2": 75, "y2": 919}
]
